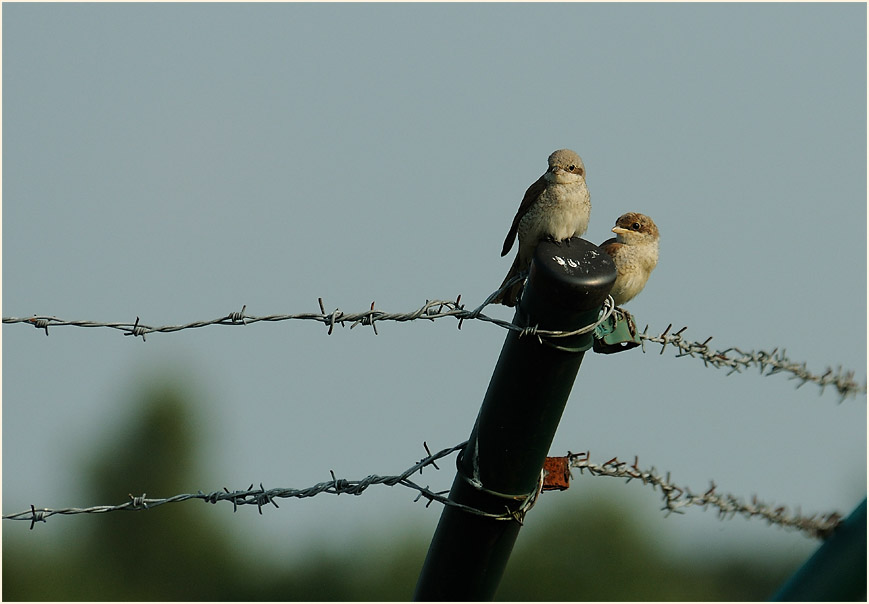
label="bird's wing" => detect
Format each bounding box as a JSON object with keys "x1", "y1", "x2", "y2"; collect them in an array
[
  {"x1": 501, "y1": 175, "x2": 547, "y2": 257},
  {"x1": 599, "y1": 238, "x2": 621, "y2": 258}
]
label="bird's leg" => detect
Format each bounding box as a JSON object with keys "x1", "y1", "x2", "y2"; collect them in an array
[
  {"x1": 612, "y1": 307, "x2": 636, "y2": 335},
  {"x1": 625, "y1": 312, "x2": 636, "y2": 335},
  {"x1": 545, "y1": 235, "x2": 562, "y2": 246},
  {"x1": 564, "y1": 237, "x2": 572, "y2": 247}
]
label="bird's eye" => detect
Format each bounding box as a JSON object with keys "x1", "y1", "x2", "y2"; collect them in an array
[
  {"x1": 568, "y1": 165, "x2": 576, "y2": 171},
  {"x1": 632, "y1": 222, "x2": 641, "y2": 230}
]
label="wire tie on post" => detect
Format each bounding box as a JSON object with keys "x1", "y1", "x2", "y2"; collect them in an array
[
  {"x1": 515, "y1": 295, "x2": 614, "y2": 352},
  {"x1": 454, "y1": 465, "x2": 542, "y2": 523}
]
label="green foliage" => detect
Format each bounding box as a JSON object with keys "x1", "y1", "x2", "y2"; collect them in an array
[{"x1": 496, "y1": 497, "x2": 798, "y2": 601}]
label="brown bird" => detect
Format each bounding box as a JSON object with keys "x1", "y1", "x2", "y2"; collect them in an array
[
  {"x1": 599, "y1": 212, "x2": 659, "y2": 306},
  {"x1": 494, "y1": 149, "x2": 591, "y2": 306}
]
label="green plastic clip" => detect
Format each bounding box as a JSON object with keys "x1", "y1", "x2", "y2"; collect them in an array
[{"x1": 593, "y1": 309, "x2": 641, "y2": 354}]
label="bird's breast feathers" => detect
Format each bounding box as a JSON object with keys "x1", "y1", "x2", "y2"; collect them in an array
[
  {"x1": 617, "y1": 241, "x2": 658, "y2": 271},
  {"x1": 518, "y1": 181, "x2": 590, "y2": 242}
]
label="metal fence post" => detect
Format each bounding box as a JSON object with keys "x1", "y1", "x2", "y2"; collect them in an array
[{"x1": 414, "y1": 238, "x2": 616, "y2": 601}]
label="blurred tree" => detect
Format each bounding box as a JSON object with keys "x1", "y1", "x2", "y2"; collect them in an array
[
  {"x1": 3, "y1": 377, "x2": 243, "y2": 600},
  {"x1": 495, "y1": 495, "x2": 801, "y2": 600},
  {"x1": 2, "y1": 375, "x2": 807, "y2": 600}
]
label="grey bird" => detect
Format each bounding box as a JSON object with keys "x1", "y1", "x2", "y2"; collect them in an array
[{"x1": 493, "y1": 149, "x2": 591, "y2": 306}]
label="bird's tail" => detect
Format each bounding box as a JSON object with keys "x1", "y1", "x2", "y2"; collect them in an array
[{"x1": 491, "y1": 254, "x2": 525, "y2": 307}]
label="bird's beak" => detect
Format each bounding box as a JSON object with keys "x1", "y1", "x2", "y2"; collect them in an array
[{"x1": 612, "y1": 226, "x2": 630, "y2": 235}]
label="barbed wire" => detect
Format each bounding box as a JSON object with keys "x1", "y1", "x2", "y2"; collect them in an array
[
  {"x1": 635, "y1": 324, "x2": 866, "y2": 401},
  {"x1": 3, "y1": 284, "x2": 865, "y2": 399},
  {"x1": 566, "y1": 452, "x2": 843, "y2": 539},
  {"x1": 3, "y1": 441, "x2": 844, "y2": 540},
  {"x1": 1, "y1": 442, "x2": 467, "y2": 528},
  {"x1": 0, "y1": 275, "x2": 610, "y2": 346}
]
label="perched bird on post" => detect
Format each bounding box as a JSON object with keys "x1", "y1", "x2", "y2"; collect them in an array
[
  {"x1": 493, "y1": 149, "x2": 591, "y2": 306},
  {"x1": 599, "y1": 212, "x2": 659, "y2": 306}
]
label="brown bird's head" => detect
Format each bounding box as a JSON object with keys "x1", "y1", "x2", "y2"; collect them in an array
[
  {"x1": 611, "y1": 212, "x2": 659, "y2": 245},
  {"x1": 546, "y1": 149, "x2": 585, "y2": 183}
]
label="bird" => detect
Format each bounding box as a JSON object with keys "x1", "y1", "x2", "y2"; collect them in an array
[
  {"x1": 599, "y1": 212, "x2": 659, "y2": 306},
  {"x1": 493, "y1": 149, "x2": 591, "y2": 306}
]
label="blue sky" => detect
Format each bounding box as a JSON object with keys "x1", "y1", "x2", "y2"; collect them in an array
[{"x1": 3, "y1": 2, "x2": 866, "y2": 565}]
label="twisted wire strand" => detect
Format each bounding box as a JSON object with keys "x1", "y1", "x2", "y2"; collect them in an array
[
  {"x1": 1, "y1": 441, "x2": 521, "y2": 529},
  {"x1": 567, "y1": 452, "x2": 844, "y2": 539},
  {"x1": 3, "y1": 442, "x2": 845, "y2": 540},
  {"x1": 636, "y1": 324, "x2": 866, "y2": 401},
  {"x1": 0, "y1": 276, "x2": 613, "y2": 345},
  {"x1": 1, "y1": 442, "x2": 464, "y2": 528},
  {"x1": 3, "y1": 288, "x2": 864, "y2": 398}
]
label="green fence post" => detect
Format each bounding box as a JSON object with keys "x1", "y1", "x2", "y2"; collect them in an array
[{"x1": 771, "y1": 498, "x2": 866, "y2": 601}]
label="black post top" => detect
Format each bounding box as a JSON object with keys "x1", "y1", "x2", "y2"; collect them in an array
[{"x1": 525, "y1": 237, "x2": 617, "y2": 315}]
